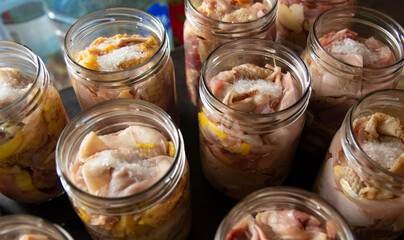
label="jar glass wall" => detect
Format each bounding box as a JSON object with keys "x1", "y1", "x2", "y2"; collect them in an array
[
  {"x1": 184, "y1": 0, "x2": 278, "y2": 105},
  {"x1": 314, "y1": 89, "x2": 404, "y2": 240},
  {"x1": 64, "y1": 8, "x2": 177, "y2": 119},
  {"x1": 0, "y1": 214, "x2": 73, "y2": 240},
  {"x1": 0, "y1": 41, "x2": 68, "y2": 203},
  {"x1": 300, "y1": 6, "x2": 404, "y2": 157},
  {"x1": 56, "y1": 99, "x2": 191, "y2": 240},
  {"x1": 215, "y1": 187, "x2": 354, "y2": 240},
  {"x1": 198, "y1": 39, "x2": 311, "y2": 199}
]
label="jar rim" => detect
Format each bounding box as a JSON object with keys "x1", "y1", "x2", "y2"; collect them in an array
[
  {"x1": 0, "y1": 40, "x2": 46, "y2": 118},
  {"x1": 0, "y1": 214, "x2": 74, "y2": 240},
  {"x1": 56, "y1": 99, "x2": 184, "y2": 213},
  {"x1": 200, "y1": 39, "x2": 311, "y2": 122},
  {"x1": 64, "y1": 7, "x2": 168, "y2": 83},
  {"x1": 185, "y1": 0, "x2": 278, "y2": 35},
  {"x1": 311, "y1": 5, "x2": 404, "y2": 71}
]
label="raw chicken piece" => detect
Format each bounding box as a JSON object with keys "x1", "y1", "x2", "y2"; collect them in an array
[
  {"x1": 209, "y1": 63, "x2": 298, "y2": 114},
  {"x1": 276, "y1": 0, "x2": 353, "y2": 51},
  {"x1": 226, "y1": 209, "x2": 332, "y2": 240},
  {"x1": 72, "y1": 126, "x2": 172, "y2": 197},
  {"x1": 72, "y1": 34, "x2": 177, "y2": 118}
]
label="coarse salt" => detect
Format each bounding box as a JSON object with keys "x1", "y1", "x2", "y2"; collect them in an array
[
  {"x1": 232, "y1": 79, "x2": 282, "y2": 98},
  {"x1": 361, "y1": 140, "x2": 403, "y2": 170},
  {"x1": 97, "y1": 45, "x2": 147, "y2": 71},
  {"x1": 331, "y1": 38, "x2": 378, "y2": 65}
]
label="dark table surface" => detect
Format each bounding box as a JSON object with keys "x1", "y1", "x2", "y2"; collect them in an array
[{"x1": 1, "y1": 1, "x2": 404, "y2": 239}]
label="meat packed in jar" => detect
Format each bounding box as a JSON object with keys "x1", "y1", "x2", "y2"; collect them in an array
[
  {"x1": 64, "y1": 8, "x2": 178, "y2": 120},
  {"x1": 314, "y1": 89, "x2": 404, "y2": 240},
  {"x1": 0, "y1": 41, "x2": 69, "y2": 203},
  {"x1": 198, "y1": 39, "x2": 311, "y2": 199},
  {"x1": 56, "y1": 99, "x2": 191, "y2": 240},
  {"x1": 275, "y1": 0, "x2": 354, "y2": 52},
  {"x1": 184, "y1": 0, "x2": 278, "y2": 105},
  {"x1": 215, "y1": 187, "x2": 354, "y2": 240},
  {"x1": 300, "y1": 6, "x2": 404, "y2": 157}
]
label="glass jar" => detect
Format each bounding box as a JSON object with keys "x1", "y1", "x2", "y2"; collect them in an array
[
  {"x1": 56, "y1": 99, "x2": 191, "y2": 240},
  {"x1": 184, "y1": 0, "x2": 278, "y2": 105},
  {"x1": 0, "y1": 214, "x2": 74, "y2": 240},
  {"x1": 64, "y1": 8, "x2": 177, "y2": 119},
  {"x1": 215, "y1": 187, "x2": 354, "y2": 240},
  {"x1": 300, "y1": 6, "x2": 404, "y2": 157},
  {"x1": 275, "y1": 0, "x2": 354, "y2": 53},
  {"x1": 198, "y1": 39, "x2": 311, "y2": 199},
  {"x1": 314, "y1": 89, "x2": 404, "y2": 240},
  {"x1": 0, "y1": 41, "x2": 68, "y2": 203}
]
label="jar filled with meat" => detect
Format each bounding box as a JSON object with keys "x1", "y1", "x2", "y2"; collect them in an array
[
  {"x1": 64, "y1": 8, "x2": 177, "y2": 120},
  {"x1": 0, "y1": 41, "x2": 69, "y2": 203},
  {"x1": 198, "y1": 39, "x2": 311, "y2": 199},
  {"x1": 300, "y1": 6, "x2": 404, "y2": 157},
  {"x1": 0, "y1": 214, "x2": 74, "y2": 240},
  {"x1": 56, "y1": 99, "x2": 191, "y2": 240},
  {"x1": 215, "y1": 186, "x2": 354, "y2": 240},
  {"x1": 184, "y1": 0, "x2": 278, "y2": 105},
  {"x1": 276, "y1": 0, "x2": 354, "y2": 53},
  {"x1": 314, "y1": 89, "x2": 404, "y2": 240}
]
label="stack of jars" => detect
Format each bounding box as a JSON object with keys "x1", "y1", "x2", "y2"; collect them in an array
[{"x1": 0, "y1": 1, "x2": 403, "y2": 240}]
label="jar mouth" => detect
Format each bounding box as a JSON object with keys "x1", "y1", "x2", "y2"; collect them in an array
[
  {"x1": 56, "y1": 99, "x2": 183, "y2": 213},
  {"x1": 64, "y1": 7, "x2": 168, "y2": 83},
  {"x1": 200, "y1": 39, "x2": 311, "y2": 126},
  {"x1": 216, "y1": 187, "x2": 354, "y2": 240},
  {"x1": 311, "y1": 5, "x2": 404, "y2": 71},
  {"x1": 186, "y1": 0, "x2": 278, "y2": 35},
  {"x1": 0, "y1": 214, "x2": 74, "y2": 240},
  {"x1": 0, "y1": 41, "x2": 44, "y2": 117},
  {"x1": 344, "y1": 89, "x2": 404, "y2": 192}
]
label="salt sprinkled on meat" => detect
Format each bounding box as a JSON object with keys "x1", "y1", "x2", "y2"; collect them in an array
[
  {"x1": 88, "y1": 150, "x2": 155, "y2": 180},
  {"x1": 361, "y1": 140, "x2": 403, "y2": 170},
  {"x1": 232, "y1": 79, "x2": 282, "y2": 98},
  {"x1": 97, "y1": 45, "x2": 147, "y2": 71},
  {"x1": 331, "y1": 38, "x2": 378, "y2": 65},
  {"x1": 0, "y1": 85, "x2": 25, "y2": 107}
]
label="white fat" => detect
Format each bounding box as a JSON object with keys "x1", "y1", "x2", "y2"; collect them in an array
[
  {"x1": 362, "y1": 141, "x2": 403, "y2": 169},
  {"x1": 97, "y1": 45, "x2": 147, "y2": 71},
  {"x1": 331, "y1": 38, "x2": 377, "y2": 65},
  {"x1": 232, "y1": 79, "x2": 282, "y2": 97}
]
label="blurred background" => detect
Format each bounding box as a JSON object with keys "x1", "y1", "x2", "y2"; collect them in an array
[
  {"x1": 0, "y1": 0, "x2": 186, "y2": 89},
  {"x1": 0, "y1": 0, "x2": 403, "y2": 90}
]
